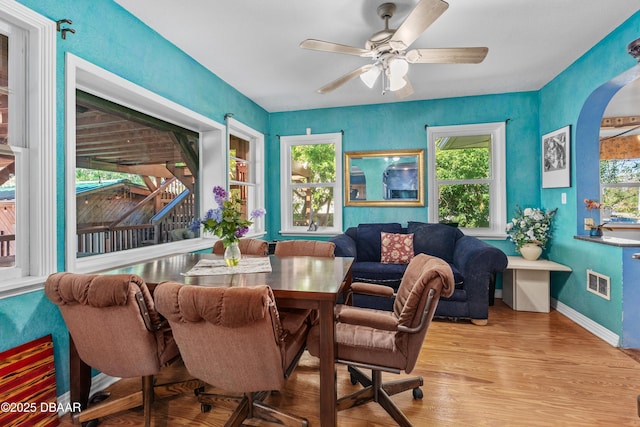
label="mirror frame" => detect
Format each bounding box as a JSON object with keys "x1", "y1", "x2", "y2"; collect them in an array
[{"x1": 344, "y1": 149, "x2": 425, "y2": 207}]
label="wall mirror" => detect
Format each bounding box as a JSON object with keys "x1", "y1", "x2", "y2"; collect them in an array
[{"x1": 344, "y1": 149, "x2": 424, "y2": 206}]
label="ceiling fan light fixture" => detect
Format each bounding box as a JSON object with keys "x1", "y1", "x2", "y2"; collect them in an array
[
  {"x1": 388, "y1": 57, "x2": 409, "y2": 78},
  {"x1": 360, "y1": 65, "x2": 381, "y2": 88},
  {"x1": 388, "y1": 74, "x2": 407, "y2": 91}
]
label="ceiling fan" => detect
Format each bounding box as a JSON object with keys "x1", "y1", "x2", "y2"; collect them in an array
[{"x1": 299, "y1": 0, "x2": 488, "y2": 98}]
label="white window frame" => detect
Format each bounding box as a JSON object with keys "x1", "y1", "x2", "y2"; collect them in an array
[
  {"x1": 280, "y1": 132, "x2": 343, "y2": 236},
  {"x1": 427, "y1": 122, "x2": 506, "y2": 238},
  {"x1": 225, "y1": 117, "x2": 266, "y2": 236},
  {"x1": 65, "y1": 54, "x2": 226, "y2": 274},
  {"x1": 0, "y1": 0, "x2": 56, "y2": 299}
]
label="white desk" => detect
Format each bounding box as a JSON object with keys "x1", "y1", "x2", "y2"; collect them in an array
[{"x1": 502, "y1": 256, "x2": 572, "y2": 313}]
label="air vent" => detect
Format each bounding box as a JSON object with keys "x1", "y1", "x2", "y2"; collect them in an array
[{"x1": 587, "y1": 270, "x2": 610, "y2": 300}]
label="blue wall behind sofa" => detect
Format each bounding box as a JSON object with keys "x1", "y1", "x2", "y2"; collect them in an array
[{"x1": 268, "y1": 91, "x2": 539, "y2": 254}]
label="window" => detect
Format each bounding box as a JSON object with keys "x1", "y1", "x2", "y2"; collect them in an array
[
  {"x1": 0, "y1": 1, "x2": 56, "y2": 297},
  {"x1": 280, "y1": 133, "x2": 342, "y2": 235},
  {"x1": 599, "y1": 116, "x2": 640, "y2": 223},
  {"x1": 66, "y1": 54, "x2": 225, "y2": 274},
  {"x1": 74, "y1": 90, "x2": 200, "y2": 257},
  {"x1": 226, "y1": 117, "x2": 265, "y2": 235},
  {"x1": 427, "y1": 122, "x2": 506, "y2": 238}
]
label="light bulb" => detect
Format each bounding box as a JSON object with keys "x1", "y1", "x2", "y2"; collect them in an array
[
  {"x1": 360, "y1": 66, "x2": 381, "y2": 88},
  {"x1": 389, "y1": 75, "x2": 407, "y2": 91},
  {"x1": 388, "y1": 57, "x2": 409, "y2": 78}
]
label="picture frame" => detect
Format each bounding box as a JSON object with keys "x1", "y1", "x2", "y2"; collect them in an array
[
  {"x1": 344, "y1": 149, "x2": 424, "y2": 207},
  {"x1": 542, "y1": 125, "x2": 571, "y2": 188}
]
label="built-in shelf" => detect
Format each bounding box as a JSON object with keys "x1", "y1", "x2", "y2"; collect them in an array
[{"x1": 574, "y1": 235, "x2": 640, "y2": 247}]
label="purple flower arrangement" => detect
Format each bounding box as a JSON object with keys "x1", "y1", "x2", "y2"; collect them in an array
[{"x1": 191, "y1": 186, "x2": 266, "y2": 247}]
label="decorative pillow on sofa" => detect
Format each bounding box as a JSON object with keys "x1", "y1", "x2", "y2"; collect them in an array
[
  {"x1": 406, "y1": 222, "x2": 460, "y2": 264},
  {"x1": 356, "y1": 223, "x2": 402, "y2": 262},
  {"x1": 380, "y1": 232, "x2": 414, "y2": 264}
]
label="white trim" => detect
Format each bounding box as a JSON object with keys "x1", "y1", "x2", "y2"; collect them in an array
[
  {"x1": 551, "y1": 298, "x2": 620, "y2": 347},
  {"x1": 65, "y1": 53, "x2": 225, "y2": 274},
  {"x1": 279, "y1": 132, "x2": 343, "y2": 235},
  {"x1": 427, "y1": 122, "x2": 506, "y2": 238},
  {"x1": 226, "y1": 117, "x2": 266, "y2": 234},
  {"x1": 0, "y1": 0, "x2": 56, "y2": 298}
]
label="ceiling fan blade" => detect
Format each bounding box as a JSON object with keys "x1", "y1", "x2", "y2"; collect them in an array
[
  {"x1": 317, "y1": 64, "x2": 374, "y2": 94},
  {"x1": 406, "y1": 47, "x2": 489, "y2": 64},
  {"x1": 389, "y1": 0, "x2": 449, "y2": 51},
  {"x1": 394, "y1": 77, "x2": 414, "y2": 99},
  {"x1": 300, "y1": 39, "x2": 374, "y2": 57}
]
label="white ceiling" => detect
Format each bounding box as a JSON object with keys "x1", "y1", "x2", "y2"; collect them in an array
[{"x1": 114, "y1": 0, "x2": 639, "y2": 113}]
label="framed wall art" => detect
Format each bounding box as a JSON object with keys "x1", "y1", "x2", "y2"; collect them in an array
[{"x1": 542, "y1": 125, "x2": 571, "y2": 188}]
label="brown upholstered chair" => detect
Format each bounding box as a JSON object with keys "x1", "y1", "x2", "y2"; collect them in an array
[
  {"x1": 44, "y1": 272, "x2": 203, "y2": 427},
  {"x1": 154, "y1": 282, "x2": 309, "y2": 427},
  {"x1": 307, "y1": 253, "x2": 455, "y2": 427},
  {"x1": 212, "y1": 238, "x2": 269, "y2": 256},
  {"x1": 274, "y1": 240, "x2": 335, "y2": 257}
]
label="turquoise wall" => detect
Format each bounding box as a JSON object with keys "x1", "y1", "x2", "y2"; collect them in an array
[
  {"x1": 539, "y1": 10, "x2": 640, "y2": 340},
  {"x1": 268, "y1": 91, "x2": 539, "y2": 256},
  {"x1": 0, "y1": 0, "x2": 269, "y2": 396}
]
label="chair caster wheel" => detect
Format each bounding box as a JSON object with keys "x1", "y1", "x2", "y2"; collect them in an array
[
  {"x1": 201, "y1": 403, "x2": 212, "y2": 413},
  {"x1": 194, "y1": 386, "x2": 205, "y2": 396},
  {"x1": 82, "y1": 419, "x2": 99, "y2": 427},
  {"x1": 412, "y1": 387, "x2": 423, "y2": 400},
  {"x1": 350, "y1": 372, "x2": 358, "y2": 385}
]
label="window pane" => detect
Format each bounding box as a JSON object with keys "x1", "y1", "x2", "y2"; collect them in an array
[
  {"x1": 291, "y1": 187, "x2": 334, "y2": 228},
  {"x1": 291, "y1": 144, "x2": 336, "y2": 184},
  {"x1": 601, "y1": 186, "x2": 640, "y2": 222},
  {"x1": 229, "y1": 184, "x2": 254, "y2": 221},
  {"x1": 601, "y1": 159, "x2": 640, "y2": 184},
  {"x1": 0, "y1": 34, "x2": 15, "y2": 267},
  {"x1": 438, "y1": 183, "x2": 490, "y2": 228},
  {"x1": 229, "y1": 135, "x2": 251, "y2": 183},
  {"x1": 435, "y1": 136, "x2": 490, "y2": 180},
  {"x1": 75, "y1": 91, "x2": 199, "y2": 256}
]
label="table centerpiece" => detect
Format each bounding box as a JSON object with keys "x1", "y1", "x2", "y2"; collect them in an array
[{"x1": 506, "y1": 206, "x2": 557, "y2": 260}]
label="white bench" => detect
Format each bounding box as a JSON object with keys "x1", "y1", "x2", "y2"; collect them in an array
[{"x1": 502, "y1": 256, "x2": 572, "y2": 312}]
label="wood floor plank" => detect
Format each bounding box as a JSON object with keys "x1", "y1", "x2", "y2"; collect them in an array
[{"x1": 56, "y1": 300, "x2": 640, "y2": 426}]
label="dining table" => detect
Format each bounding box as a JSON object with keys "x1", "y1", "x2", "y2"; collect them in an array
[{"x1": 69, "y1": 252, "x2": 354, "y2": 427}]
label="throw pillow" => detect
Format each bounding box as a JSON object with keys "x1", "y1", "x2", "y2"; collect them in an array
[
  {"x1": 380, "y1": 232, "x2": 414, "y2": 264},
  {"x1": 356, "y1": 223, "x2": 402, "y2": 262}
]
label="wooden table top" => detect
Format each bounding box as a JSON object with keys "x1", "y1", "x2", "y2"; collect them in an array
[{"x1": 101, "y1": 253, "x2": 354, "y2": 301}]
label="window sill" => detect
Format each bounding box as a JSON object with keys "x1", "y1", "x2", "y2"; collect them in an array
[
  {"x1": 0, "y1": 275, "x2": 50, "y2": 300},
  {"x1": 279, "y1": 230, "x2": 340, "y2": 237}
]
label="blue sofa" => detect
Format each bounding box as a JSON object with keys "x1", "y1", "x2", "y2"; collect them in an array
[{"x1": 331, "y1": 222, "x2": 508, "y2": 325}]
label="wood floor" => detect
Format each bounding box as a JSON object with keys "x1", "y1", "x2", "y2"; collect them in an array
[{"x1": 56, "y1": 300, "x2": 640, "y2": 426}]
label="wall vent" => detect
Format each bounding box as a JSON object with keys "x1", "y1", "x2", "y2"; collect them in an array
[{"x1": 586, "y1": 270, "x2": 610, "y2": 300}]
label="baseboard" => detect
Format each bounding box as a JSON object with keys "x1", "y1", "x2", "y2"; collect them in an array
[
  {"x1": 55, "y1": 373, "x2": 120, "y2": 416},
  {"x1": 551, "y1": 298, "x2": 620, "y2": 347}
]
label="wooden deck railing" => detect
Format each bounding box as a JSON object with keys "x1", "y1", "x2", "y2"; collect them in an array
[
  {"x1": 77, "y1": 224, "x2": 157, "y2": 256},
  {"x1": 0, "y1": 231, "x2": 14, "y2": 256}
]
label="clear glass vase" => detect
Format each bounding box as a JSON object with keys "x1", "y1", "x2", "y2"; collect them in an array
[{"x1": 223, "y1": 241, "x2": 242, "y2": 267}]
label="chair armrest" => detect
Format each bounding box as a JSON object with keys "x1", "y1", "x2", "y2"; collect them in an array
[
  {"x1": 336, "y1": 306, "x2": 398, "y2": 331},
  {"x1": 350, "y1": 282, "x2": 395, "y2": 298}
]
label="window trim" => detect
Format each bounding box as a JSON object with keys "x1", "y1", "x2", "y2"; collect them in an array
[
  {"x1": 0, "y1": 0, "x2": 56, "y2": 299},
  {"x1": 225, "y1": 117, "x2": 266, "y2": 236},
  {"x1": 65, "y1": 53, "x2": 226, "y2": 274},
  {"x1": 279, "y1": 132, "x2": 343, "y2": 236},
  {"x1": 427, "y1": 122, "x2": 506, "y2": 238}
]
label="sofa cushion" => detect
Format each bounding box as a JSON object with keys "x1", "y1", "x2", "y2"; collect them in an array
[
  {"x1": 352, "y1": 261, "x2": 407, "y2": 286},
  {"x1": 380, "y1": 232, "x2": 414, "y2": 264},
  {"x1": 356, "y1": 223, "x2": 402, "y2": 262},
  {"x1": 407, "y1": 222, "x2": 458, "y2": 264}
]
